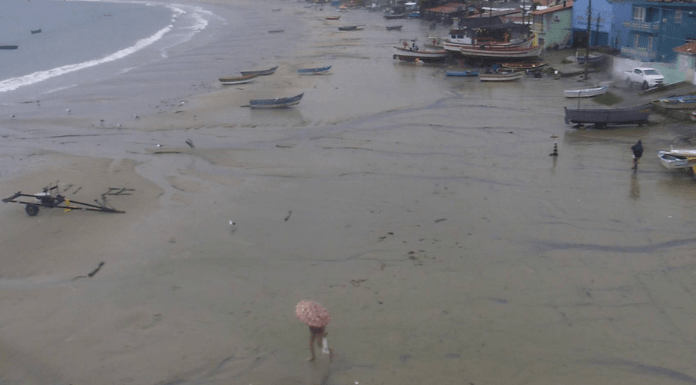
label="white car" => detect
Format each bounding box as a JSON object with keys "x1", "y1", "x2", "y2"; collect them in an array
[{"x1": 625, "y1": 67, "x2": 665, "y2": 90}]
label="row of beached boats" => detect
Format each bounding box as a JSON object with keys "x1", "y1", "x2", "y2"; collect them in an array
[{"x1": 217, "y1": 65, "x2": 331, "y2": 108}]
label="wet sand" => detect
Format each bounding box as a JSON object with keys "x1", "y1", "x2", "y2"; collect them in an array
[{"x1": 2, "y1": 1, "x2": 696, "y2": 384}]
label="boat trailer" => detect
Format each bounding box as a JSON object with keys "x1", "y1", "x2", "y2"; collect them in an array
[{"x1": 2, "y1": 182, "x2": 128, "y2": 216}]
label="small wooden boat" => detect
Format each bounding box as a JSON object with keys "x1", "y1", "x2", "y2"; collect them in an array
[
  {"x1": 219, "y1": 73, "x2": 259, "y2": 85},
  {"x1": 249, "y1": 93, "x2": 304, "y2": 109},
  {"x1": 564, "y1": 106, "x2": 651, "y2": 128},
  {"x1": 0, "y1": 45, "x2": 18, "y2": 50},
  {"x1": 575, "y1": 53, "x2": 607, "y2": 66},
  {"x1": 240, "y1": 66, "x2": 278, "y2": 76},
  {"x1": 30, "y1": 29, "x2": 42, "y2": 34},
  {"x1": 298, "y1": 65, "x2": 331, "y2": 75},
  {"x1": 500, "y1": 61, "x2": 548, "y2": 72},
  {"x1": 445, "y1": 70, "x2": 479, "y2": 77},
  {"x1": 268, "y1": 29, "x2": 285, "y2": 33},
  {"x1": 338, "y1": 25, "x2": 365, "y2": 31},
  {"x1": 384, "y1": 13, "x2": 407, "y2": 19},
  {"x1": 386, "y1": 25, "x2": 403, "y2": 31},
  {"x1": 657, "y1": 148, "x2": 696, "y2": 169},
  {"x1": 657, "y1": 95, "x2": 696, "y2": 110},
  {"x1": 393, "y1": 46, "x2": 448, "y2": 63},
  {"x1": 325, "y1": 16, "x2": 341, "y2": 20},
  {"x1": 460, "y1": 44, "x2": 544, "y2": 60},
  {"x1": 564, "y1": 85, "x2": 609, "y2": 98},
  {"x1": 479, "y1": 71, "x2": 523, "y2": 82}
]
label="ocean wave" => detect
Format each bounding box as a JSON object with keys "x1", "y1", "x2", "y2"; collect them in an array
[
  {"x1": 0, "y1": 25, "x2": 172, "y2": 94},
  {"x1": 0, "y1": 0, "x2": 211, "y2": 95}
]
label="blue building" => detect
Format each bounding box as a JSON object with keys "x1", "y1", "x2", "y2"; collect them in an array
[
  {"x1": 569, "y1": 0, "x2": 613, "y2": 47},
  {"x1": 619, "y1": 1, "x2": 696, "y2": 62}
]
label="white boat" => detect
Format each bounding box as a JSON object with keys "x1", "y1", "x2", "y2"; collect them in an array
[
  {"x1": 442, "y1": 34, "x2": 535, "y2": 53},
  {"x1": 479, "y1": 71, "x2": 523, "y2": 82},
  {"x1": 657, "y1": 148, "x2": 696, "y2": 169},
  {"x1": 564, "y1": 85, "x2": 609, "y2": 98},
  {"x1": 393, "y1": 39, "x2": 448, "y2": 63}
]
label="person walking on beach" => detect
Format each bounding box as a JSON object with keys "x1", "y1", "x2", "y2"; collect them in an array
[
  {"x1": 631, "y1": 140, "x2": 643, "y2": 170},
  {"x1": 296, "y1": 300, "x2": 333, "y2": 362}
]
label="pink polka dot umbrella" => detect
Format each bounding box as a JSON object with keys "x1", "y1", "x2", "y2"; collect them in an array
[{"x1": 295, "y1": 300, "x2": 331, "y2": 327}]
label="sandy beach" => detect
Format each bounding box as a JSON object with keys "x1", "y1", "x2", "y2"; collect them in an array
[{"x1": 2, "y1": 1, "x2": 696, "y2": 384}]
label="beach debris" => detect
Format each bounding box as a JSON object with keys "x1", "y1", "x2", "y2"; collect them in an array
[
  {"x1": 295, "y1": 300, "x2": 331, "y2": 327},
  {"x1": 185, "y1": 139, "x2": 195, "y2": 148},
  {"x1": 104, "y1": 187, "x2": 134, "y2": 196},
  {"x1": 284, "y1": 210, "x2": 292, "y2": 221},
  {"x1": 435, "y1": 218, "x2": 446, "y2": 223},
  {"x1": 1, "y1": 181, "x2": 125, "y2": 216},
  {"x1": 71, "y1": 261, "x2": 105, "y2": 280},
  {"x1": 350, "y1": 279, "x2": 367, "y2": 287}
]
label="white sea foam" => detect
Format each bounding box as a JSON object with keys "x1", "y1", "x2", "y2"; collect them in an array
[
  {"x1": 0, "y1": 25, "x2": 172, "y2": 94},
  {"x1": 0, "y1": 0, "x2": 211, "y2": 95}
]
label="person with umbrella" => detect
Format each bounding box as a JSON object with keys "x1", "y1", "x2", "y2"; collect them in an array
[{"x1": 295, "y1": 300, "x2": 333, "y2": 362}]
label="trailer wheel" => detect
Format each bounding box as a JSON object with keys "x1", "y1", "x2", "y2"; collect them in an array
[{"x1": 25, "y1": 204, "x2": 39, "y2": 216}]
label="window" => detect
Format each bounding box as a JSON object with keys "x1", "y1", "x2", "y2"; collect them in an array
[
  {"x1": 633, "y1": 7, "x2": 645, "y2": 21},
  {"x1": 675, "y1": 10, "x2": 682, "y2": 23}
]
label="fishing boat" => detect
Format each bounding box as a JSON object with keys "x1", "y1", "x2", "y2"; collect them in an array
[
  {"x1": 338, "y1": 25, "x2": 365, "y2": 31},
  {"x1": 240, "y1": 66, "x2": 278, "y2": 76},
  {"x1": 459, "y1": 44, "x2": 544, "y2": 60},
  {"x1": 298, "y1": 65, "x2": 331, "y2": 75},
  {"x1": 386, "y1": 25, "x2": 403, "y2": 31},
  {"x1": 445, "y1": 70, "x2": 479, "y2": 77},
  {"x1": 249, "y1": 93, "x2": 304, "y2": 109},
  {"x1": 564, "y1": 106, "x2": 651, "y2": 128},
  {"x1": 479, "y1": 71, "x2": 523, "y2": 82},
  {"x1": 564, "y1": 85, "x2": 609, "y2": 98},
  {"x1": 442, "y1": 33, "x2": 535, "y2": 54},
  {"x1": 325, "y1": 16, "x2": 341, "y2": 20},
  {"x1": 268, "y1": 29, "x2": 285, "y2": 33},
  {"x1": 219, "y1": 73, "x2": 259, "y2": 85},
  {"x1": 500, "y1": 61, "x2": 548, "y2": 72},
  {"x1": 30, "y1": 29, "x2": 42, "y2": 34},
  {"x1": 575, "y1": 53, "x2": 606, "y2": 66},
  {"x1": 384, "y1": 13, "x2": 407, "y2": 19},
  {"x1": 657, "y1": 147, "x2": 696, "y2": 169},
  {"x1": 0, "y1": 45, "x2": 18, "y2": 50},
  {"x1": 393, "y1": 44, "x2": 448, "y2": 63},
  {"x1": 657, "y1": 95, "x2": 696, "y2": 110}
]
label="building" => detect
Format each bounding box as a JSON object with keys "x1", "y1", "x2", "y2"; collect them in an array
[
  {"x1": 619, "y1": 1, "x2": 696, "y2": 62},
  {"x1": 569, "y1": 0, "x2": 612, "y2": 47},
  {"x1": 530, "y1": 0, "x2": 574, "y2": 49},
  {"x1": 674, "y1": 41, "x2": 696, "y2": 84}
]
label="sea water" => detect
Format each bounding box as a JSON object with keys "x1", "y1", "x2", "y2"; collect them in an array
[{"x1": 0, "y1": 0, "x2": 208, "y2": 100}]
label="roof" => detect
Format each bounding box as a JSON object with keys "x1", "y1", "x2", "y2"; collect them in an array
[
  {"x1": 674, "y1": 41, "x2": 696, "y2": 55},
  {"x1": 424, "y1": 2, "x2": 468, "y2": 14},
  {"x1": 531, "y1": 0, "x2": 573, "y2": 15}
]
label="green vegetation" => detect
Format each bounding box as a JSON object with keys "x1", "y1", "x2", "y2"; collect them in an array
[{"x1": 593, "y1": 92, "x2": 622, "y2": 106}]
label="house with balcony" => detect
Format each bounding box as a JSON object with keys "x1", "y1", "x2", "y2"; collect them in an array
[
  {"x1": 619, "y1": 2, "x2": 696, "y2": 62},
  {"x1": 569, "y1": 0, "x2": 612, "y2": 47},
  {"x1": 530, "y1": 0, "x2": 574, "y2": 49}
]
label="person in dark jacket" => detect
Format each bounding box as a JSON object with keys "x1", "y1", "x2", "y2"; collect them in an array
[{"x1": 631, "y1": 140, "x2": 643, "y2": 169}]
